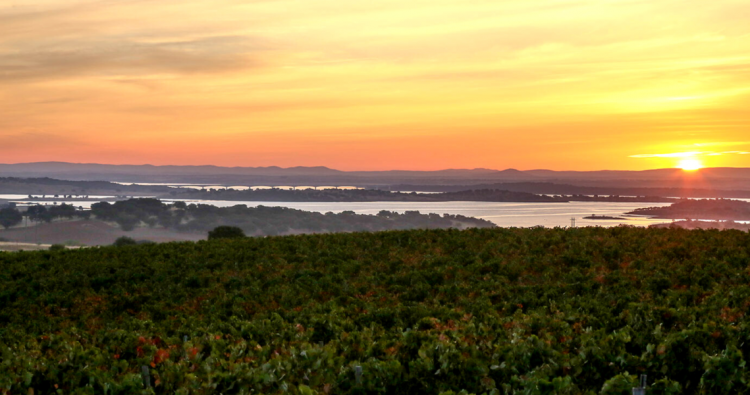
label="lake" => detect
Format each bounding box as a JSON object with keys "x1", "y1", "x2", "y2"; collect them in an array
[
  {"x1": 8, "y1": 194, "x2": 741, "y2": 228},
  {"x1": 163, "y1": 199, "x2": 672, "y2": 228}
]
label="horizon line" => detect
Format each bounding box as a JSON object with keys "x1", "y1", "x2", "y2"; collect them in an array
[{"x1": 2, "y1": 161, "x2": 748, "y2": 173}]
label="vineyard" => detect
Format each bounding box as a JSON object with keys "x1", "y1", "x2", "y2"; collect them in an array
[{"x1": 1, "y1": 227, "x2": 749, "y2": 394}]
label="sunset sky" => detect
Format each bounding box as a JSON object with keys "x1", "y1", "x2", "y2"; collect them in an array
[{"x1": 1, "y1": 0, "x2": 749, "y2": 170}]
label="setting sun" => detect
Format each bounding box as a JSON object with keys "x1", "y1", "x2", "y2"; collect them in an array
[{"x1": 678, "y1": 158, "x2": 703, "y2": 171}]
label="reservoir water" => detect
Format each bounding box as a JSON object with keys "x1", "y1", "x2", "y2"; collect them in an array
[
  {"x1": 9, "y1": 193, "x2": 748, "y2": 228},
  {"x1": 163, "y1": 199, "x2": 673, "y2": 228}
]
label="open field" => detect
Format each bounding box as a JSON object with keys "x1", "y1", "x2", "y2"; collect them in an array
[{"x1": 0, "y1": 219, "x2": 203, "y2": 246}]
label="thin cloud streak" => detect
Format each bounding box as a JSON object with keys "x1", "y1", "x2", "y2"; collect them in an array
[
  {"x1": 630, "y1": 151, "x2": 750, "y2": 159},
  {"x1": 0, "y1": 36, "x2": 268, "y2": 82},
  {"x1": 630, "y1": 152, "x2": 705, "y2": 159}
]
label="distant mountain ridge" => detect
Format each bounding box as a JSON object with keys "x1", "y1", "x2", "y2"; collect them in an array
[
  {"x1": 1, "y1": 162, "x2": 749, "y2": 191},
  {"x1": 0, "y1": 162, "x2": 344, "y2": 176}
]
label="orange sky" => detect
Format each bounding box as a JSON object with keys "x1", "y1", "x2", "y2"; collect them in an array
[{"x1": 1, "y1": 0, "x2": 749, "y2": 171}]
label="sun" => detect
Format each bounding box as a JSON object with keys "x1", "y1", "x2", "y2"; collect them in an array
[{"x1": 678, "y1": 158, "x2": 703, "y2": 171}]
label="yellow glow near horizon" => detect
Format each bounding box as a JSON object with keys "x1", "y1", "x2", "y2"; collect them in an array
[{"x1": 678, "y1": 158, "x2": 703, "y2": 171}]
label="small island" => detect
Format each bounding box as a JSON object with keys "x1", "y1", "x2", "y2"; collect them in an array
[
  {"x1": 627, "y1": 198, "x2": 750, "y2": 221},
  {"x1": 628, "y1": 199, "x2": 750, "y2": 231},
  {"x1": 583, "y1": 214, "x2": 625, "y2": 220}
]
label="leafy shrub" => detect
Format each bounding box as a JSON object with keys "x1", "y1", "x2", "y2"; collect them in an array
[
  {"x1": 48, "y1": 244, "x2": 66, "y2": 251},
  {"x1": 600, "y1": 373, "x2": 638, "y2": 394},
  {"x1": 648, "y1": 378, "x2": 681, "y2": 395}
]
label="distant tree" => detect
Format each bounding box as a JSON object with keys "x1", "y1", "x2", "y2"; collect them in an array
[
  {"x1": 26, "y1": 205, "x2": 56, "y2": 223},
  {"x1": 0, "y1": 208, "x2": 22, "y2": 229},
  {"x1": 115, "y1": 214, "x2": 139, "y2": 231},
  {"x1": 208, "y1": 226, "x2": 246, "y2": 240},
  {"x1": 158, "y1": 211, "x2": 175, "y2": 228},
  {"x1": 26, "y1": 205, "x2": 47, "y2": 223},
  {"x1": 49, "y1": 244, "x2": 66, "y2": 251},
  {"x1": 49, "y1": 204, "x2": 77, "y2": 219},
  {"x1": 113, "y1": 236, "x2": 137, "y2": 247},
  {"x1": 377, "y1": 210, "x2": 395, "y2": 218}
]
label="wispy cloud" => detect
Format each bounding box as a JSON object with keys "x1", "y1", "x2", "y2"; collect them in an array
[
  {"x1": 630, "y1": 151, "x2": 750, "y2": 158},
  {"x1": 630, "y1": 152, "x2": 704, "y2": 158},
  {"x1": 0, "y1": 35, "x2": 268, "y2": 82}
]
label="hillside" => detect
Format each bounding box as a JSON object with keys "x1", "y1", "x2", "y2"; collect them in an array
[
  {"x1": 0, "y1": 177, "x2": 171, "y2": 196},
  {"x1": 0, "y1": 199, "x2": 495, "y2": 246},
  {"x1": 388, "y1": 182, "x2": 750, "y2": 199},
  {"x1": 1, "y1": 227, "x2": 749, "y2": 393},
  {"x1": 628, "y1": 199, "x2": 750, "y2": 221},
  {"x1": 2, "y1": 162, "x2": 750, "y2": 192}
]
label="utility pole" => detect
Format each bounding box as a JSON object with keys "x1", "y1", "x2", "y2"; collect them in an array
[{"x1": 632, "y1": 374, "x2": 647, "y2": 395}]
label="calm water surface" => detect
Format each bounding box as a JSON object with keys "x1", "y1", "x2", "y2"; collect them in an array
[
  {"x1": 8, "y1": 193, "x2": 748, "y2": 228},
  {"x1": 163, "y1": 199, "x2": 674, "y2": 228}
]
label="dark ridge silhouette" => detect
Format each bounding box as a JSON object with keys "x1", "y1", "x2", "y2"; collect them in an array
[
  {"x1": 385, "y1": 182, "x2": 750, "y2": 199},
  {"x1": 627, "y1": 199, "x2": 750, "y2": 221},
  {"x1": 1, "y1": 162, "x2": 749, "y2": 192}
]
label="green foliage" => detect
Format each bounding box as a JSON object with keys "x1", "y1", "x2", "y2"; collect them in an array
[
  {"x1": 649, "y1": 378, "x2": 682, "y2": 395},
  {"x1": 25, "y1": 204, "x2": 82, "y2": 223},
  {"x1": 0, "y1": 227, "x2": 749, "y2": 394},
  {"x1": 48, "y1": 244, "x2": 66, "y2": 251},
  {"x1": 208, "y1": 225, "x2": 246, "y2": 240},
  {"x1": 600, "y1": 373, "x2": 638, "y2": 394}
]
